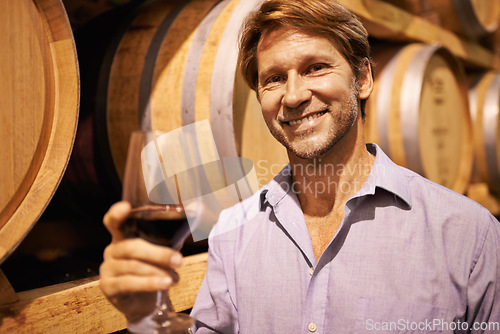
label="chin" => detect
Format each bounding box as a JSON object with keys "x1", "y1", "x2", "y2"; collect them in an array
[
  {"x1": 284, "y1": 135, "x2": 339, "y2": 160},
  {"x1": 288, "y1": 142, "x2": 335, "y2": 160}
]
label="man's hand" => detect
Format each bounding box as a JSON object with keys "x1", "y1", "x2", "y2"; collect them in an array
[{"x1": 99, "y1": 201, "x2": 183, "y2": 323}]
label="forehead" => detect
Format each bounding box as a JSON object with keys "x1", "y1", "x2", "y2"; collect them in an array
[
  {"x1": 256, "y1": 27, "x2": 345, "y2": 71},
  {"x1": 257, "y1": 26, "x2": 337, "y2": 54}
]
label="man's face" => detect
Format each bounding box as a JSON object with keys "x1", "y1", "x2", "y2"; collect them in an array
[{"x1": 256, "y1": 27, "x2": 368, "y2": 160}]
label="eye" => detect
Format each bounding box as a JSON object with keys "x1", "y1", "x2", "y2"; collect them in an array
[
  {"x1": 265, "y1": 75, "x2": 285, "y2": 86},
  {"x1": 306, "y1": 63, "x2": 327, "y2": 74}
]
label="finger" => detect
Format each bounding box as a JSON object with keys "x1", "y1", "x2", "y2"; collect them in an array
[
  {"x1": 103, "y1": 201, "x2": 132, "y2": 242},
  {"x1": 100, "y1": 257, "x2": 179, "y2": 280},
  {"x1": 104, "y1": 238, "x2": 183, "y2": 270},
  {"x1": 100, "y1": 274, "x2": 176, "y2": 296}
]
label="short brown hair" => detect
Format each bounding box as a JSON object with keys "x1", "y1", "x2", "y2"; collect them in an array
[{"x1": 238, "y1": 0, "x2": 373, "y2": 117}]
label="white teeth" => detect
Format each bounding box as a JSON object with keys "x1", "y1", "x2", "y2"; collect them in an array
[{"x1": 288, "y1": 111, "x2": 325, "y2": 126}]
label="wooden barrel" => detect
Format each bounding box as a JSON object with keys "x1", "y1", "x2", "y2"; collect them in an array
[
  {"x1": 127, "y1": 0, "x2": 287, "y2": 185},
  {"x1": 70, "y1": 0, "x2": 287, "y2": 214},
  {"x1": 382, "y1": 0, "x2": 430, "y2": 13},
  {"x1": 155, "y1": 0, "x2": 288, "y2": 184},
  {"x1": 429, "y1": 0, "x2": 499, "y2": 39},
  {"x1": 365, "y1": 43, "x2": 473, "y2": 194},
  {"x1": 50, "y1": 0, "x2": 150, "y2": 219},
  {"x1": 0, "y1": 0, "x2": 79, "y2": 263},
  {"x1": 381, "y1": 0, "x2": 440, "y2": 24},
  {"x1": 104, "y1": 0, "x2": 221, "y2": 181},
  {"x1": 383, "y1": 0, "x2": 499, "y2": 39},
  {"x1": 469, "y1": 71, "x2": 500, "y2": 194}
]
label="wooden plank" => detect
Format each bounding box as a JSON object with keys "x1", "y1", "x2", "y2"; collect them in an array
[
  {"x1": 0, "y1": 252, "x2": 208, "y2": 333},
  {"x1": 337, "y1": 0, "x2": 500, "y2": 70},
  {"x1": 0, "y1": 277, "x2": 125, "y2": 333},
  {"x1": 169, "y1": 252, "x2": 208, "y2": 312}
]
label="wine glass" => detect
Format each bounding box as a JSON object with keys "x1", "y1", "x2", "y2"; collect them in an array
[{"x1": 122, "y1": 130, "x2": 195, "y2": 334}]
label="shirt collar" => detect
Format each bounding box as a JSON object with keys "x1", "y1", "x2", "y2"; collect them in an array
[
  {"x1": 361, "y1": 143, "x2": 412, "y2": 208},
  {"x1": 260, "y1": 164, "x2": 293, "y2": 210},
  {"x1": 260, "y1": 143, "x2": 412, "y2": 210}
]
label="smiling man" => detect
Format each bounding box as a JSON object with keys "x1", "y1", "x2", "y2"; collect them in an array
[
  {"x1": 100, "y1": 0, "x2": 500, "y2": 333},
  {"x1": 251, "y1": 19, "x2": 374, "y2": 261}
]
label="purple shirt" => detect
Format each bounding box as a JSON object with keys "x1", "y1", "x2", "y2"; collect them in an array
[{"x1": 191, "y1": 144, "x2": 500, "y2": 333}]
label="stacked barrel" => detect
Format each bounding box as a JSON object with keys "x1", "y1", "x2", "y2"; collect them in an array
[
  {"x1": 365, "y1": 43, "x2": 473, "y2": 194},
  {"x1": 61, "y1": 0, "x2": 289, "y2": 221},
  {"x1": 469, "y1": 71, "x2": 500, "y2": 194},
  {"x1": 364, "y1": 0, "x2": 500, "y2": 197},
  {"x1": 0, "y1": 0, "x2": 499, "y2": 306},
  {"x1": 66, "y1": 0, "x2": 500, "y2": 210},
  {"x1": 383, "y1": 0, "x2": 499, "y2": 39},
  {"x1": 1, "y1": 0, "x2": 292, "y2": 281}
]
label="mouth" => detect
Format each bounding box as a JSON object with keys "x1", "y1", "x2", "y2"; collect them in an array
[{"x1": 286, "y1": 110, "x2": 327, "y2": 126}]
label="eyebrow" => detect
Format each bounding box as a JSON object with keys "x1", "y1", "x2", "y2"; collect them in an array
[
  {"x1": 258, "y1": 53, "x2": 334, "y2": 84},
  {"x1": 257, "y1": 66, "x2": 278, "y2": 85}
]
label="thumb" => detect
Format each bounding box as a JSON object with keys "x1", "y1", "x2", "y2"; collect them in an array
[{"x1": 103, "y1": 201, "x2": 132, "y2": 242}]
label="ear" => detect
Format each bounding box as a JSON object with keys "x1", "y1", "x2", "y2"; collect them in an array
[{"x1": 358, "y1": 58, "x2": 373, "y2": 100}]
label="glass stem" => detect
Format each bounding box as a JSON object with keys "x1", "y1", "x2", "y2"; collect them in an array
[{"x1": 157, "y1": 290, "x2": 174, "y2": 315}]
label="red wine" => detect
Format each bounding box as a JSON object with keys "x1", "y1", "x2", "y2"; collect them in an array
[{"x1": 123, "y1": 205, "x2": 190, "y2": 249}]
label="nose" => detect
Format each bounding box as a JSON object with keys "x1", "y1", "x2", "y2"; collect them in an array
[{"x1": 282, "y1": 73, "x2": 311, "y2": 108}]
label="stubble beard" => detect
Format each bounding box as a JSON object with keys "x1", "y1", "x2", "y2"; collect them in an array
[{"x1": 267, "y1": 81, "x2": 360, "y2": 160}]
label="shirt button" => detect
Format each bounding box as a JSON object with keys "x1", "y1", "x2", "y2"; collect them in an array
[
  {"x1": 309, "y1": 267, "x2": 314, "y2": 276},
  {"x1": 308, "y1": 322, "x2": 317, "y2": 332}
]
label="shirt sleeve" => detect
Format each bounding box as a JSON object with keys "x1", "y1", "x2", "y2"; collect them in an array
[
  {"x1": 190, "y1": 224, "x2": 239, "y2": 333},
  {"x1": 466, "y1": 212, "x2": 500, "y2": 331}
]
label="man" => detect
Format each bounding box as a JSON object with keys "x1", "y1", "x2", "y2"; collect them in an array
[{"x1": 100, "y1": 0, "x2": 500, "y2": 333}]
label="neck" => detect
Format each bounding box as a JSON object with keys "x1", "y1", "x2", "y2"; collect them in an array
[{"x1": 289, "y1": 118, "x2": 374, "y2": 217}]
